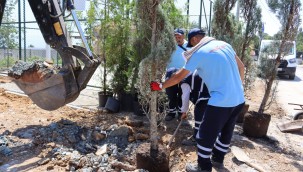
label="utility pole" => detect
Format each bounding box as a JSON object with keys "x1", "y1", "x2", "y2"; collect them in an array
[
  {"x1": 187, "y1": 0, "x2": 189, "y2": 30},
  {"x1": 199, "y1": 0, "x2": 202, "y2": 28},
  {"x1": 18, "y1": 0, "x2": 21, "y2": 60},
  {"x1": 209, "y1": 0, "x2": 213, "y2": 36},
  {"x1": 236, "y1": 1, "x2": 240, "y2": 21},
  {"x1": 23, "y1": 0, "x2": 26, "y2": 61}
]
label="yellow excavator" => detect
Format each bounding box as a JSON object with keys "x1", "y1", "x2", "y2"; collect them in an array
[{"x1": 0, "y1": 0, "x2": 100, "y2": 110}]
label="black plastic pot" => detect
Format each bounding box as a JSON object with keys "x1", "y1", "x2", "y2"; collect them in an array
[
  {"x1": 105, "y1": 97, "x2": 120, "y2": 113},
  {"x1": 120, "y1": 93, "x2": 134, "y2": 112},
  {"x1": 98, "y1": 92, "x2": 112, "y2": 108}
]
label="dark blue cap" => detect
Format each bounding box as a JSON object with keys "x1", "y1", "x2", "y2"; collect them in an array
[
  {"x1": 174, "y1": 28, "x2": 184, "y2": 35},
  {"x1": 187, "y1": 28, "x2": 206, "y2": 47}
]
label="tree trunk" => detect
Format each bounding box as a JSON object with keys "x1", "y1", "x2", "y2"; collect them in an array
[
  {"x1": 149, "y1": 0, "x2": 159, "y2": 151},
  {"x1": 258, "y1": 75, "x2": 275, "y2": 114},
  {"x1": 258, "y1": 0, "x2": 296, "y2": 114}
]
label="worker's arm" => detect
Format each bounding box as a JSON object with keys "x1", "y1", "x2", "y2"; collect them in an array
[
  {"x1": 180, "y1": 83, "x2": 191, "y2": 119},
  {"x1": 162, "y1": 68, "x2": 190, "y2": 89},
  {"x1": 150, "y1": 68, "x2": 190, "y2": 91},
  {"x1": 235, "y1": 55, "x2": 245, "y2": 82}
]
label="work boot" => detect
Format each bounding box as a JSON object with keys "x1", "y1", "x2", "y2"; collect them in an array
[
  {"x1": 211, "y1": 160, "x2": 224, "y2": 169},
  {"x1": 211, "y1": 157, "x2": 224, "y2": 169},
  {"x1": 182, "y1": 136, "x2": 196, "y2": 146},
  {"x1": 185, "y1": 163, "x2": 211, "y2": 172}
]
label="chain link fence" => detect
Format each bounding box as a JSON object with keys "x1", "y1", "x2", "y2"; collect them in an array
[{"x1": 0, "y1": 48, "x2": 62, "y2": 70}]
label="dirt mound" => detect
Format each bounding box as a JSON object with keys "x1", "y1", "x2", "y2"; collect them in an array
[
  {"x1": 8, "y1": 61, "x2": 57, "y2": 83},
  {"x1": 0, "y1": 77, "x2": 302, "y2": 172}
]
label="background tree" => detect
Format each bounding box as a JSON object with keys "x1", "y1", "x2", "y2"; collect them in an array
[
  {"x1": 211, "y1": 0, "x2": 239, "y2": 42},
  {"x1": 258, "y1": 0, "x2": 301, "y2": 114},
  {"x1": 238, "y1": 0, "x2": 262, "y2": 92},
  {"x1": 136, "y1": 0, "x2": 175, "y2": 150},
  {"x1": 296, "y1": 28, "x2": 303, "y2": 52},
  {"x1": 161, "y1": 0, "x2": 186, "y2": 28},
  {"x1": 104, "y1": 0, "x2": 133, "y2": 98},
  {"x1": 211, "y1": 0, "x2": 243, "y2": 63},
  {"x1": 87, "y1": 0, "x2": 110, "y2": 94},
  {"x1": 0, "y1": 0, "x2": 17, "y2": 49},
  {"x1": 87, "y1": 0, "x2": 134, "y2": 97}
]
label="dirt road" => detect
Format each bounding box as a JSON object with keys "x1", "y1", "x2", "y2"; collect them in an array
[{"x1": 277, "y1": 65, "x2": 303, "y2": 118}]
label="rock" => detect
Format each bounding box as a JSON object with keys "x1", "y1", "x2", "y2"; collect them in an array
[
  {"x1": 137, "y1": 128, "x2": 149, "y2": 135},
  {"x1": 55, "y1": 160, "x2": 67, "y2": 167},
  {"x1": 125, "y1": 119, "x2": 144, "y2": 128},
  {"x1": 78, "y1": 157, "x2": 92, "y2": 168},
  {"x1": 46, "y1": 165, "x2": 54, "y2": 171},
  {"x1": 111, "y1": 161, "x2": 136, "y2": 171},
  {"x1": 46, "y1": 142, "x2": 56, "y2": 148},
  {"x1": 108, "y1": 125, "x2": 130, "y2": 137},
  {"x1": 95, "y1": 144, "x2": 107, "y2": 156},
  {"x1": 2, "y1": 130, "x2": 11, "y2": 135},
  {"x1": 128, "y1": 136, "x2": 136, "y2": 142},
  {"x1": 80, "y1": 167, "x2": 93, "y2": 172},
  {"x1": 135, "y1": 133, "x2": 149, "y2": 140},
  {"x1": 37, "y1": 158, "x2": 50, "y2": 165},
  {"x1": 0, "y1": 146, "x2": 12, "y2": 156},
  {"x1": 66, "y1": 133, "x2": 78, "y2": 143},
  {"x1": 92, "y1": 131, "x2": 106, "y2": 141}
]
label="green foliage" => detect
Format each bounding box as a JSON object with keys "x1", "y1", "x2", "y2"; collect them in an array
[
  {"x1": 0, "y1": 0, "x2": 17, "y2": 49},
  {"x1": 0, "y1": 56, "x2": 16, "y2": 68},
  {"x1": 26, "y1": 56, "x2": 45, "y2": 62},
  {"x1": 267, "y1": 0, "x2": 301, "y2": 41},
  {"x1": 161, "y1": 0, "x2": 186, "y2": 28},
  {"x1": 258, "y1": 42, "x2": 280, "y2": 79},
  {"x1": 211, "y1": 0, "x2": 238, "y2": 42},
  {"x1": 296, "y1": 29, "x2": 303, "y2": 51},
  {"x1": 99, "y1": 0, "x2": 134, "y2": 96},
  {"x1": 238, "y1": 0, "x2": 262, "y2": 93},
  {"x1": 262, "y1": 33, "x2": 274, "y2": 40}
]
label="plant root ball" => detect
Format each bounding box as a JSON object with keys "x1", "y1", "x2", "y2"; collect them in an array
[{"x1": 136, "y1": 142, "x2": 169, "y2": 172}]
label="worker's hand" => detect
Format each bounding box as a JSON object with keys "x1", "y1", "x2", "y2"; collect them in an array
[
  {"x1": 181, "y1": 112, "x2": 187, "y2": 119},
  {"x1": 150, "y1": 81, "x2": 162, "y2": 91}
]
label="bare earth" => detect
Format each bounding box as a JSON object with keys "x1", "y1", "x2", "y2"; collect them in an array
[{"x1": 0, "y1": 75, "x2": 302, "y2": 172}]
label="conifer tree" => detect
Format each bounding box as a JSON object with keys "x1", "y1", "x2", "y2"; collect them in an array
[
  {"x1": 258, "y1": 0, "x2": 301, "y2": 114},
  {"x1": 136, "y1": 0, "x2": 175, "y2": 150}
]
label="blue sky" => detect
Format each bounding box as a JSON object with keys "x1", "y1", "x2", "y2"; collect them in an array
[{"x1": 11, "y1": 0, "x2": 303, "y2": 49}]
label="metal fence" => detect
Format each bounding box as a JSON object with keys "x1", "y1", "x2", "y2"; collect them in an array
[{"x1": 0, "y1": 48, "x2": 61, "y2": 69}]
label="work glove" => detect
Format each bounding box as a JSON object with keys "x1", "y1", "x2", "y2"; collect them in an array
[{"x1": 150, "y1": 81, "x2": 162, "y2": 91}]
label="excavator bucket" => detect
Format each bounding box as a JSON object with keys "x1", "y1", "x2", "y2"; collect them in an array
[
  {"x1": 6, "y1": 0, "x2": 101, "y2": 110},
  {"x1": 9, "y1": 46, "x2": 100, "y2": 111},
  {"x1": 13, "y1": 66, "x2": 79, "y2": 111}
]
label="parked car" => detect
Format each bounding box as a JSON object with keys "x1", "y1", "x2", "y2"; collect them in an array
[{"x1": 258, "y1": 40, "x2": 297, "y2": 80}]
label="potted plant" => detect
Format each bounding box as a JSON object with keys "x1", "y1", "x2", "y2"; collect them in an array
[
  {"x1": 244, "y1": 36, "x2": 298, "y2": 136},
  {"x1": 242, "y1": 0, "x2": 300, "y2": 137},
  {"x1": 99, "y1": 0, "x2": 133, "y2": 113},
  {"x1": 86, "y1": 2, "x2": 113, "y2": 108}
]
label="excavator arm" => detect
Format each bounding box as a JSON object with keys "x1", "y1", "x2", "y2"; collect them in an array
[{"x1": 0, "y1": 0, "x2": 100, "y2": 110}]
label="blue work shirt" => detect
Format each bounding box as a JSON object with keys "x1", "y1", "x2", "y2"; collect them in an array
[
  {"x1": 184, "y1": 40, "x2": 245, "y2": 107},
  {"x1": 167, "y1": 41, "x2": 188, "y2": 70}
]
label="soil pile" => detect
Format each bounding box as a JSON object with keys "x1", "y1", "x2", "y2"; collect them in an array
[{"x1": 8, "y1": 61, "x2": 56, "y2": 83}]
